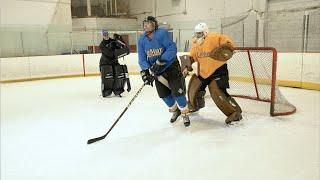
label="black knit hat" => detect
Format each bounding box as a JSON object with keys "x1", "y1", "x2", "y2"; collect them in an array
[{"x1": 143, "y1": 16, "x2": 158, "y2": 30}]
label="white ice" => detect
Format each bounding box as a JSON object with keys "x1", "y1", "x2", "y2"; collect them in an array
[{"x1": 1, "y1": 76, "x2": 319, "y2": 180}]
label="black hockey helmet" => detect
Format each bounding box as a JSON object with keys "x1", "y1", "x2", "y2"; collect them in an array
[{"x1": 143, "y1": 16, "x2": 158, "y2": 30}]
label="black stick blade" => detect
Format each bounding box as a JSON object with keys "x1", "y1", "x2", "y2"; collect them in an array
[{"x1": 87, "y1": 135, "x2": 106, "y2": 144}]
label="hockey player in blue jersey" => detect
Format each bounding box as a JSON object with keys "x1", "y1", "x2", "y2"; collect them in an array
[{"x1": 138, "y1": 16, "x2": 190, "y2": 127}]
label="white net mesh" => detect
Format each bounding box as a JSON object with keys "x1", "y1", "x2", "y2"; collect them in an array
[{"x1": 227, "y1": 47, "x2": 296, "y2": 116}]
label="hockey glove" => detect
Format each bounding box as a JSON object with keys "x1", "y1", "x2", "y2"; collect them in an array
[
  {"x1": 179, "y1": 55, "x2": 194, "y2": 77},
  {"x1": 140, "y1": 69, "x2": 154, "y2": 86},
  {"x1": 210, "y1": 43, "x2": 234, "y2": 61},
  {"x1": 150, "y1": 60, "x2": 167, "y2": 75}
]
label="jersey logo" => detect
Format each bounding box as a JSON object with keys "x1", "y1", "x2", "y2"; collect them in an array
[
  {"x1": 196, "y1": 51, "x2": 210, "y2": 58},
  {"x1": 146, "y1": 48, "x2": 163, "y2": 58}
]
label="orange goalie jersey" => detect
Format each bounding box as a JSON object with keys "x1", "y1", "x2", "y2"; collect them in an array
[{"x1": 190, "y1": 32, "x2": 235, "y2": 79}]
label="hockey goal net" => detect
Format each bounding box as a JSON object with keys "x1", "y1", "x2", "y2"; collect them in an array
[{"x1": 227, "y1": 47, "x2": 296, "y2": 116}]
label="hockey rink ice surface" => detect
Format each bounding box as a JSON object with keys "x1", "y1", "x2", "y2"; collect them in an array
[{"x1": 1, "y1": 75, "x2": 319, "y2": 180}]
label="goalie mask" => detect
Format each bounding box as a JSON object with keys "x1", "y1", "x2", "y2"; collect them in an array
[
  {"x1": 143, "y1": 16, "x2": 158, "y2": 35},
  {"x1": 194, "y1": 23, "x2": 209, "y2": 45}
]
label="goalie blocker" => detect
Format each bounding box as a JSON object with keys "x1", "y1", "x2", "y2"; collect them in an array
[{"x1": 114, "y1": 42, "x2": 130, "y2": 59}]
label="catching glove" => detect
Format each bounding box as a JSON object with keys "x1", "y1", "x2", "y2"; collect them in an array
[{"x1": 210, "y1": 43, "x2": 234, "y2": 61}]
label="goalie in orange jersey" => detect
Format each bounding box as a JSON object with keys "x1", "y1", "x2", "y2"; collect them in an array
[{"x1": 180, "y1": 23, "x2": 242, "y2": 124}]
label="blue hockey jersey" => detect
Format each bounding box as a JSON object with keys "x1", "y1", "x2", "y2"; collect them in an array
[{"x1": 138, "y1": 28, "x2": 177, "y2": 73}]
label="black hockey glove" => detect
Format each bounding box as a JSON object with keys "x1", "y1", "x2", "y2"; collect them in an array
[
  {"x1": 140, "y1": 69, "x2": 154, "y2": 86},
  {"x1": 150, "y1": 60, "x2": 166, "y2": 75}
]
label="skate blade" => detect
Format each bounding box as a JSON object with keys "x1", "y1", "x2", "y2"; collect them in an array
[
  {"x1": 226, "y1": 120, "x2": 244, "y2": 126},
  {"x1": 184, "y1": 121, "x2": 191, "y2": 127}
]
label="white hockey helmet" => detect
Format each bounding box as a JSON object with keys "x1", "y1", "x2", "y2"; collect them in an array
[{"x1": 194, "y1": 23, "x2": 209, "y2": 37}]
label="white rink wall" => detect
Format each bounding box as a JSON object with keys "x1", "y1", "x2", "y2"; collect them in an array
[
  {"x1": 276, "y1": 53, "x2": 320, "y2": 89},
  {"x1": 1, "y1": 55, "x2": 84, "y2": 80},
  {"x1": 1, "y1": 52, "x2": 319, "y2": 90}
]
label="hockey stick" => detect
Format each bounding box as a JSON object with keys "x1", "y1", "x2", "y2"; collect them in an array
[
  {"x1": 87, "y1": 83, "x2": 146, "y2": 144},
  {"x1": 157, "y1": 75, "x2": 170, "y2": 88}
]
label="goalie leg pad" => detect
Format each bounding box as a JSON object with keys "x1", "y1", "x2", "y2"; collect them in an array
[
  {"x1": 101, "y1": 83, "x2": 112, "y2": 97},
  {"x1": 187, "y1": 74, "x2": 202, "y2": 112},
  {"x1": 196, "y1": 90, "x2": 206, "y2": 109},
  {"x1": 225, "y1": 111, "x2": 243, "y2": 124},
  {"x1": 122, "y1": 65, "x2": 131, "y2": 92},
  {"x1": 208, "y1": 80, "x2": 238, "y2": 117},
  {"x1": 113, "y1": 64, "x2": 128, "y2": 95},
  {"x1": 224, "y1": 96, "x2": 243, "y2": 124},
  {"x1": 227, "y1": 96, "x2": 242, "y2": 114},
  {"x1": 100, "y1": 65, "x2": 114, "y2": 96}
]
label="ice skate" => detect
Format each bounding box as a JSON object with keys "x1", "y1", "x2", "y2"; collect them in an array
[
  {"x1": 182, "y1": 114, "x2": 190, "y2": 127},
  {"x1": 170, "y1": 109, "x2": 181, "y2": 123},
  {"x1": 225, "y1": 111, "x2": 242, "y2": 124}
]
